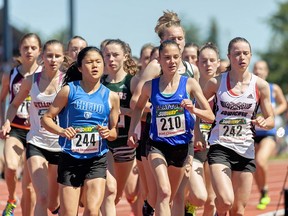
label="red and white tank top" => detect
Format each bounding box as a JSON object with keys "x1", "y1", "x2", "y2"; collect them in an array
[{"x1": 208, "y1": 72, "x2": 260, "y2": 159}]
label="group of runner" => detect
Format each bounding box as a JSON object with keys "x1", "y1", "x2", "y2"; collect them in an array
[{"x1": 0, "y1": 10, "x2": 285, "y2": 216}]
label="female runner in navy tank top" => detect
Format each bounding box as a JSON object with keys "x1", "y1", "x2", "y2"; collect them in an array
[{"x1": 127, "y1": 40, "x2": 214, "y2": 216}]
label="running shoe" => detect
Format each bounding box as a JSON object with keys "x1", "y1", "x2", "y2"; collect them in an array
[
  {"x1": 2, "y1": 200, "x2": 17, "y2": 216},
  {"x1": 142, "y1": 200, "x2": 155, "y2": 216},
  {"x1": 185, "y1": 202, "x2": 197, "y2": 216},
  {"x1": 257, "y1": 195, "x2": 271, "y2": 210}
]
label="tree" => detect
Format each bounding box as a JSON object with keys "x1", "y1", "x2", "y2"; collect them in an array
[
  {"x1": 259, "y1": 2, "x2": 288, "y2": 94},
  {"x1": 182, "y1": 21, "x2": 202, "y2": 46},
  {"x1": 51, "y1": 28, "x2": 70, "y2": 46},
  {"x1": 206, "y1": 17, "x2": 219, "y2": 45},
  {"x1": 182, "y1": 16, "x2": 220, "y2": 51}
]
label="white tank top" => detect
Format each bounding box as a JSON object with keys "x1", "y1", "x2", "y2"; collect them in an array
[
  {"x1": 26, "y1": 73, "x2": 61, "y2": 152},
  {"x1": 209, "y1": 72, "x2": 259, "y2": 159}
]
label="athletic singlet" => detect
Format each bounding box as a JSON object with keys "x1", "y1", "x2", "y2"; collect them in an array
[
  {"x1": 26, "y1": 72, "x2": 62, "y2": 152},
  {"x1": 149, "y1": 76, "x2": 193, "y2": 146},
  {"x1": 102, "y1": 74, "x2": 133, "y2": 148},
  {"x1": 208, "y1": 73, "x2": 259, "y2": 159},
  {"x1": 179, "y1": 61, "x2": 194, "y2": 78},
  {"x1": 145, "y1": 60, "x2": 195, "y2": 125},
  {"x1": 59, "y1": 81, "x2": 110, "y2": 159},
  {"x1": 255, "y1": 83, "x2": 276, "y2": 136},
  {"x1": 9, "y1": 66, "x2": 42, "y2": 129}
]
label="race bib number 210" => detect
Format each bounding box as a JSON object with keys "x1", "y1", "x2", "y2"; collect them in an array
[{"x1": 156, "y1": 105, "x2": 186, "y2": 137}]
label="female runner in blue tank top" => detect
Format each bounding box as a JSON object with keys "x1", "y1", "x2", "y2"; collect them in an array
[
  {"x1": 129, "y1": 11, "x2": 200, "y2": 215},
  {"x1": 41, "y1": 46, "x2": 120, "y2": 216},
  {"x1": 127, "y1": 40, "x2": 215, "y2": 216}
]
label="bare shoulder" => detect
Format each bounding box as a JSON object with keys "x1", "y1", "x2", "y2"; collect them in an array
[
  {"x1": 208, "y1": 74, "x2": 221, "y2": 86},
  {"x1": 60, "y1": 85, "x2": 70, "y2": 94},
  {"x1": 187, "y1": 77, "x2": 198, "y2": 86},
  {"x1": 143, "y1": 79, "x2": 152, "y2": 90},
  {"x1": 203, "y1": 74, "x2": 222, "y2": 95},
  {"x1": 255, "y1": 75, "x2": 269, "y2": 91},
  {"x1": 53, "y1": 85, "x2": 70, "y2": 99},
  {"x1": 109, "y1": 90, "x2": 119, "y2": 101},
  {"x1": 141, "y1": 59, "x2": 161, "y2": 81},
  {"x1": 130, "y1": 74, "x2": 140, "y2": 93}
]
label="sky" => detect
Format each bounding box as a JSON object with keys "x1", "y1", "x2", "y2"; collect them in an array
[{"x1": 1, "y1": 0, "x2": 284, "y2": 66}]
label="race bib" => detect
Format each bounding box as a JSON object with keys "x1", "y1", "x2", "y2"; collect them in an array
[
  {"x1": 71, "y1": 126, "x2": 100, "y2": 154},
  {"x1": 219, "y1": 118, "x2": 247, "y2": 143},
  {"x1": 200, "y1": 123, "x2": 212, "y2": 142},
  {"x1": 156, "y1": 105, "x2": 185, "y2": 137},
  {"x1": 16, "y1": 96, "x2": 31, "y2": 119}
]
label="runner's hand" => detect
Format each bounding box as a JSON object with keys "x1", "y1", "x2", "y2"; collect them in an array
[
  {"x1": 127, "y1": 133, "x2": 139, "y2": 148},
  {"x1": 0, "y1": 120, "x2": 11, "y2": 139}
]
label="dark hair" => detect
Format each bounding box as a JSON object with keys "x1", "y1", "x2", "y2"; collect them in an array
[
  {"x1": 184, "y1": 42, "x2": 200, "y2": 58},
  {"x1": 226, "y1": 37, "x2": 251, "y2": 71},
  {"x1": 159, "y1": 40, "x2": 181, "y2": 56},
  {"x1": 104, "y1": 39, "x2": 138, "y2": 75},
  {"x1": 67, "y1": 35, "x2": 88, "y2": 50},
  {"x1": 228, "y1": 37, "x2": 251, "y2": 54},
  {"x1": 63, "y1": 46, "x2": 103, "y2": 86},
  {"x1": 199, "y1": 42, "x2": 220, "y2": 59}
]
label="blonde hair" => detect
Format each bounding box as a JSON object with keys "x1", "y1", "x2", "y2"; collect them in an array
[{"x1": 154, "y1": 10, "x2": 183, "y2": 40}]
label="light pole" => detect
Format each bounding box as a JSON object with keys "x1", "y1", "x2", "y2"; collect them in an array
[
  {"x1": 68, "y1": 0, "x2": 75, "y2": 39},
  {"x1": 3, "y1": 0, "x2": 12, "y2": 62}
]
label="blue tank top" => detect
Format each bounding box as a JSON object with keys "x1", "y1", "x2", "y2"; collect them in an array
[
  {"x1": 149, "y1": 76, "x2": 193, "y2": 146},
  {"x1": 255, "y1": 83, "x2": 277, "y2": 136},
  {"x1": 59, "y1": 81, "x2": 111, "y2": 159}
]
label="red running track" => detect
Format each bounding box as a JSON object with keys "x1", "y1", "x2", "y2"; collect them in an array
[{"x1": 0, "y1": 159, "x2": 287, "y2": 216}]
